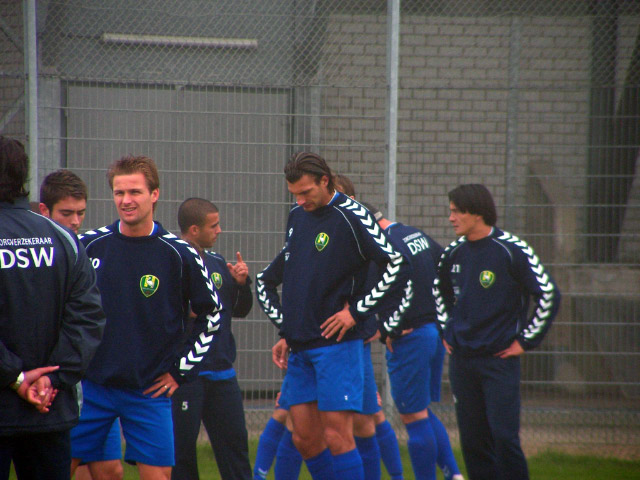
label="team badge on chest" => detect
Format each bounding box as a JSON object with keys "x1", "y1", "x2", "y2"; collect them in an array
[
  {"x1": 212, "y1": 272, "x2": 223, "y2": 289},
  {"x1": 140, "y1": 274, "x2": 160, "y2": 297},
  {"x1": 479, "y1": 270, "x2": 495, "y2": 288},
  {"x1": 315, "y1": 232, "x2": 329, "y2": 251}
]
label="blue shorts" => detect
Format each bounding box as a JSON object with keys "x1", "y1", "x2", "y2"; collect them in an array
[
  {"x1": 386, "y1": 323, "x2": 442, "y2": 414},
  {"x1": 71, "y1": 379, "x2": 174, "y2": 466},
  {"x1": 80, "y1": 419, "x2": 122, "y2": 463},
  {"x1": 282, "y1": 340, "x2": 364, "y2": 412},
  {"x1": 277, "y1": 374, "x2": 291, "y2": 411},
  {"x1": 361, "y1": 343, "x2": 381, "y2": 415}
]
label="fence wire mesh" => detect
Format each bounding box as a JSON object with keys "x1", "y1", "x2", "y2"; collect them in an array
[{"x1": 1, "y1": 0, "x2": 639, "y2": 458}]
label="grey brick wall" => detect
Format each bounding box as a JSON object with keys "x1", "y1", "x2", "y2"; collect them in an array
[{"x1": 317, "y1": 12, "x2": 640, "y2": 261}]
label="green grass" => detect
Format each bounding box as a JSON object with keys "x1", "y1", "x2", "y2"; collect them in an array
[
  {"x1": 116, "y1": 441, "x2": 640, "y2": 480},
  {"x1": 528, "y1": 450, "x2": 640, "y2": 480},
  {"x1": 11, "y1": 439, "x2": 639, "y2": 479}
]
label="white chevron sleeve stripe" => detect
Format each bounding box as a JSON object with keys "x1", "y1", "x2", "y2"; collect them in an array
[
  {"x1": 500, "y1": 231, "x2": 556, "y2": 341},
  {"x1": 338, "y1": 197, "x2": 412, "y2": 316},
  {"x1": 256, "y1": 271, "x2": 283, "y2": 325}
]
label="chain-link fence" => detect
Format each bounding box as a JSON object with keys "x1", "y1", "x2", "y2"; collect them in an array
[{"x1": 1, "y1": 0, "x2": 639, "y2": 459}]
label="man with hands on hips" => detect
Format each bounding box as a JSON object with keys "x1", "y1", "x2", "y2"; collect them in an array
[
  {"x1": 69, "y1": 156, "x2": 224, "y2": 480},
  {"x1": 257, "y1": 152, "x2": 412, "y2": 480}
]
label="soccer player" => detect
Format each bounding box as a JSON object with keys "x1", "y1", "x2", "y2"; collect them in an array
[
  {"x1": 38, "y1": 169, "x2": 87, "y2": 235},
  {"x1": 172, "y1": 198, "x2": 252, "y2": 480},
  {"x1": 361, "y1": 202, "x2": 463, "y2": 480},
  {"x1": 255, "y1": 173, "x2": 396, "y2": 480},
  {"x1": 38, "y1": 169, "x2": 124, "y2": 480},
  {"x1": 256, "y1": 152, "x2": 412, "y2": 480},
  {"x1": 0, "y1": 136, "x2": 105, "y2": 479},
  {"x1": 70, "y1": 155, "x2": 225, "y2": 480},
  {"x1": 39, "y1": 168, "x2": 87, "y2": 235},
  {"x1": 433, "y1": 184, "x2": 560, "y2": 480}
]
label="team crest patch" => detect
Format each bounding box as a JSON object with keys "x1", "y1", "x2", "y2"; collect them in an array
[
  {"x1": 479, "y1": 270, "x2": 495, "y2": 288},
  {"x1": 140, "y1": 275, "x2": 160, "y2": 297},
  {"x1": 315, "y1": 232, "x2": 329, "y2": 251},
  {"x1": 212, "y1": 272, "x2": 223, "y2": 289}
]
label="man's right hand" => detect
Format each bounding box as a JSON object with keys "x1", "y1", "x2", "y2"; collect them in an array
[
  {"x1": 16, "y1": 366, "x2": 60, "y2": 413},
  {"x1": 272, "y1": 338, "x2": 289, "y2": 370}
]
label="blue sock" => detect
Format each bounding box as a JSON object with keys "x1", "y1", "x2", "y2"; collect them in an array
[
  {"x1": 305, "y1": 448, "x2": 336, "y2": 480},
  {"x1": 376, "y1": 420, "x2": 404, "y2": 480},
  {"x1": 332, "y1": 448, "x2": 365, "y2": 480},
  {"x1": 274, "y1": 429, "x2": 303, "y2": 480},
  {"x1": 406, "y1": 418, "x2": 437, "y2": 480},
  {"x1": 428, "y1": 408, "x2": 461, "y2": 480},
  {"x1": 253, "y1": 417, "x2": 285, "y2": 479},
  {"x1": 355, "y1": 435, "x2": 381, "y2": 480}
]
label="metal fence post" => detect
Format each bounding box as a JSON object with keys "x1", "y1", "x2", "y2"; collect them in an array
[
  {"x1": 383, "y1": 0, "x2": 401, "y2": 421},
  {"x1": 385, "y1": 0, "x2": 400, "y2": 220},
  {"x1": 24, "y1": 0, "x2": 38, "y2": 198},
  {"x1": 505, "y1": 15, "x2": 521, "y2": 230}
]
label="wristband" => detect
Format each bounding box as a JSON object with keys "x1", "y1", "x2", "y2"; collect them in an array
[{"x1": 10, "y1": 371, "x2": 25, "y2": 391}]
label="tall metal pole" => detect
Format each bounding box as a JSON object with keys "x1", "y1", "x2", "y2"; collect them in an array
[
  {"x1": 383, "y1": 0, "x2": 400, "y2": 418},
  {"x1": 25, "y1": 0, "x2": 39, "y2": 198},
  {"x1": 385, "y1": 0, "x2": 400, "y2": 220},
  {"x1": 505, "y1": 16, "x2": 521, "y2": 230}
]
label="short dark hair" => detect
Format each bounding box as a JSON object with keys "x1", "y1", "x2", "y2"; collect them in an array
[
  {"x1": 284, "y1": 152, "x2": 335, "y2": 191},
  {"x1": 334, "y1": 173, "x2": 356, "y2": 198},
  {"x1": 0, "y1": 135, "x2": 29, "y2": 203},
  {"x1": 40, "y1": 169, "x2": 88, "y2": 211},
  {"x1": 448, "y1": 184, "x2": 497, "y2": 226},
  {"x1": 178, "y1": 197, "x2": 219, "y2": 234},
  {"x1": 107, "y1": 155, "x2": 159, "y2": 192}
]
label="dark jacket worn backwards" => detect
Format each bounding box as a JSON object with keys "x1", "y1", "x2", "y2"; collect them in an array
[
  {"x1": 433, "y1": 227, "x2": 561, "y2": 356},
  {"x1": 256, "y1": 192, "x2": 413, "y2": 352},
  {"x1": 0, "y1": 198, "x2": 105, "y2": 435},
  {"x1": 375, "y1": 223, "x2": 443, "y2": 339}
]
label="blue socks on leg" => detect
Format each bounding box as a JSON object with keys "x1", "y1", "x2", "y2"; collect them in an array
[
  {"x1": 274, "y1": 429, "x2": 303, "y2": 480},
  {"x1": 305, "y1": 448, "x2": 336, "y2": 480},
  {"x1": 406, "y1": 417, "x2": 437, "y2": 480},
  {"x1": 355, "y1": 435, "x2": 381, "y2": 480},
  {"x1": 428, "y1": 408, "x2": 462, "y2": 480},
  {"x1": 332, "y1": 448, "x2": 365, "y2": 480},
  {"x1": 253, "y1": 417, "x2": 285, "y2": 479},
  {"x1": 375, "y1": 420, "x2": 404, "y2": 480}
]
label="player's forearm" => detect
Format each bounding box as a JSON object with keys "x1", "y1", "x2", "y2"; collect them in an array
[
  {"x1": 231, "y1": 282, "x2": 253, "y2": 318},
  {"x1": 256, "y1": 271, "x2": 284, "y2": 328}
]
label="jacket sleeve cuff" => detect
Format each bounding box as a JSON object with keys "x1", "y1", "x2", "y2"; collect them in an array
[
  {"x1": 169, "y1": 365, "x2": 188, "y2": 385},
  {"x1": 348, "y1": 304, "x2": 365, "y2": 324},
  {"x1": 517, "y1": 337, "x2": 534, "y2": 351},
  {"x1": 46, "y1": 372, "x2": 62, "y2": 389}
]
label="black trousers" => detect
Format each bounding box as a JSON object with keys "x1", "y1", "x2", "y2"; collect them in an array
[
  {"x1": 0, "y1": 430, "x2": 71, "y2": 480},
  {"x1": 171, "y1": 376, "x2": 251, "y2": 480},
  {"x1": 449, "y1": 354, "x2": 529, "y2": 480}
]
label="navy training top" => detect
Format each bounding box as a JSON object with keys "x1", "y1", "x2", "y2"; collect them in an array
[
  {"x1": 80, "y1": 221, "x2": 224, "y2": 388},
  {"x1": 433, "y1": 227, "x2": 561, "y2": 356},
  {"x1": 256, "y1": 192, "x2": 413, "y2": 352}
]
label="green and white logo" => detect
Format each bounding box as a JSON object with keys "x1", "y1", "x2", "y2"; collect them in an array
[
  {"x1": 479, "y1": 270, "x2": 495, "y2": 288},
  {"x1": 315, "y1": 232, "x2": 330, "y2": 252},
  {"x1": 212, "y1": 272, "x2": 223, "y2": 289},
  {"x1": 140, "y1": 274, "x2": 160, "y2": 297}
]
